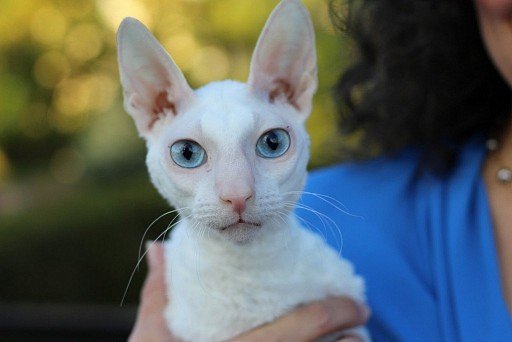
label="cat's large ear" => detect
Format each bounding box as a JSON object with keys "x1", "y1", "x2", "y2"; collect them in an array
[
  {"x1": 248, "y1": 0, "x2": 317, "y2": 120},
  {"x1": 117, "y1": 18, "x2": 194, "y2": 139}
]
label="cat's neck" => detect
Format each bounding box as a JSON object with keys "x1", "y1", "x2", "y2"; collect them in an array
[{"x1": 172, "y1": 214, "x2": 301, "y2": 266}]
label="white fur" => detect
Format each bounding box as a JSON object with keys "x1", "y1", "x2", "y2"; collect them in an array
[
  {"x1": 117, "y1": 0, "x2": 368, "y2": 340},
  {"x1": 165, "y1": 216, "x2": 366, "y2": 341}
]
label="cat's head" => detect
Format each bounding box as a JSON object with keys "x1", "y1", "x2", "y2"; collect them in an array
[{"x1": 117, "y1": 0, "x2": 317, "y2": 243}]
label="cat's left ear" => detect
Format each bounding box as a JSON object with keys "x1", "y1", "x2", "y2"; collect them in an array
[
  {"x1": 117, "y1": 18, "x2": 194, "y2": 140},
  {"x1": 248, "y1": 0, "x2": 317, "y2": 121}
]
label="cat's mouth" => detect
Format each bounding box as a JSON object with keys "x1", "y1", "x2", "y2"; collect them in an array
[{"x1": 220, "y1": 219, "x2": 261, "y2": 231}]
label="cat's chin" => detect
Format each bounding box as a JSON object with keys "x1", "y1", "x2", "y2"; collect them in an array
[{"x1": 218, "y1": 221, "x2": 262, "y2": 245}]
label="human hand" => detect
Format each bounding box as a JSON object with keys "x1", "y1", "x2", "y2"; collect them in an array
[
  {"x1": 128, "y1": 243, "x2": 177, "y2": 342},
  {"x1": 231, "y1": 297, "x2": 369, "y2": 342},
  {"x1": 129, "y1": 243, "x2": 370, "y2": 342}
]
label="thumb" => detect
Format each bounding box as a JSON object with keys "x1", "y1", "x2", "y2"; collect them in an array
[
  {"x1": 141, "y1": 242, "x2": 166, "y2": 300},
  {"x1": 146, "y1": 241, "x2": 165, "y2": 272},
  {"x1": 129, "y1": 242, "x2": 171, "y2": 341}
]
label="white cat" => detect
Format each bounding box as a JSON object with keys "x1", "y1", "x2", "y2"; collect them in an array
[{"x1": 117, "y1": 0, "x2": 368, "y2": 340}]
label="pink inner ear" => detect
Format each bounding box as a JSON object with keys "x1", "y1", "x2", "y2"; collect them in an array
[
  {"x1": 269, "y1": 79, "x2": 298, "y2": 109},
  {"x1": 148, "y1": 91, "x2": 176, "y2": 129}
]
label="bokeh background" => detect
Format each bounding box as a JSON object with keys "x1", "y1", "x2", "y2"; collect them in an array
[{"x1": 0, "y1": 0, "x2": 353, "y2": 320}]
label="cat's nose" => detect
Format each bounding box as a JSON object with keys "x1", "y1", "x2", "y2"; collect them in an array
[{"x1": 221, "y1": 195, "x2": 252, "y2": 214}]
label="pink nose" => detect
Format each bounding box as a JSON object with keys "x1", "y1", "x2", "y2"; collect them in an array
[{"x1": 221, "y1": 195, "x2": 252, "y2": 214}]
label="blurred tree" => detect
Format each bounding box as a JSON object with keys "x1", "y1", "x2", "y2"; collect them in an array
[{"x1": 0, "y1": 0, "x2": 353, "y2": 305}]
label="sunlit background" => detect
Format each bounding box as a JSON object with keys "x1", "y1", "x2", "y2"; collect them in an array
[{"x1": 0, "y1": 0, "x2": 353, "y2": 317}]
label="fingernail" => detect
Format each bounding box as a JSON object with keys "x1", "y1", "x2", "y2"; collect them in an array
[
  {"x1": 340, "y1": 336, "x2": 364, "y2": 342},
  {"x1": 146, "y1": 241, "x2": 157, "y2": 269},
  {"x1": 359, "y1": 305, "x2": 371, "y2": 321}
]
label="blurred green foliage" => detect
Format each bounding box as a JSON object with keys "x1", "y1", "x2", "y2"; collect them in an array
[{"x1": 0, "y1": 0, "x2": 352, "y2": 305}]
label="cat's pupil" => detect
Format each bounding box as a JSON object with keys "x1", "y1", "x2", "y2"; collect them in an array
[
  {"x1": 266, "y1": 132, "x2": 279, "y2": 150},
  {"x1": 182, "y1": 143, "x2": 193, "y2": 160}
]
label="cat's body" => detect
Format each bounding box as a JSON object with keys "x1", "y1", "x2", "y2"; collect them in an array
[
  {"x1": 166, "y1": 213, "x2": 365, "y2": 341},
  {"x1": 117, "y1": 0, "x2": 368, "y2": 340}
]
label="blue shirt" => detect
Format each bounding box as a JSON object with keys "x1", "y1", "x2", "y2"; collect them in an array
[{"x1": 300, "y1": 137, "x2": 512, "y2": 341}]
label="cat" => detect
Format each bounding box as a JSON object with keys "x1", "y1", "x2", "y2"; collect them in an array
[{"x1": 117, "y1": 0, "x2": 368, "y2": 340}]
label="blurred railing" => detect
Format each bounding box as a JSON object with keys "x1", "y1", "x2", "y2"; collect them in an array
[{"x1": 0, "y1": 303, "x2": 135, "y2": 341}]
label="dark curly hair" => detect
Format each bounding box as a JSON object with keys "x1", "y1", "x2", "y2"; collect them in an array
[{"x1": 331, "y1": 0, "x2": 511, "y2": 172}]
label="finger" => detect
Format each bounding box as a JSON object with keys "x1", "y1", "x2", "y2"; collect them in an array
[
  {"x1": 129, "y1": 242, "x2": 171, "y2": 342},
  {"x1": 147, "y1": 241, "x2": 165, "y2": 273},
  {"x1": 232, "y1": 297, "x2": 369, "y2": 342},
  {"x1": 139, "y1": 242, "x2": 167, "y2": 310},
  {"x1": 338, "y1": 336, "x2": 364, "y2": 342}
]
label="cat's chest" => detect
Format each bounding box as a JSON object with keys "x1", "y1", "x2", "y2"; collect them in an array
[
  {"x1": 165, "y1": 225, "x2": 303, "y2": 291},
  {"x1": 165, "y1": 225, "x2": 347, "y2": 305},
  {"x1": 162, "y1": 227, "x2": 310, "y2": 341},
  {"x1": 162, "y1": 222, "x2": 365, "y2": 342}
]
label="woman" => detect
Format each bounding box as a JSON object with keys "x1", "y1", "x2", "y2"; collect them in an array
[{"x1": 130, "y1": 0, "x2": 512, "y2": 340}]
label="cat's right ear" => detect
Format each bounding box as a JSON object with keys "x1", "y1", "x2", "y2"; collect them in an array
[
  {"x1": 117, "y1": 18, "x2": 193, "y2": 140},
  {"x1": 248, "y1": 0, "x2": 317, "y2": 121}
]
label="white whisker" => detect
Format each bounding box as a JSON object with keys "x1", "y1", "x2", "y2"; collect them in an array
[
  {"x1": 137, "y1": 207, "x2": 189, "y2": 267},
  {"x1": 163, "y1": 211, "x2": 184, "y2": 241},
  {"x1": 292, "y1": 211, "x2": 328, "y2": 243},
  {"x1": 274, "y1": 211, "x2": 293, "y2": 254},
  {"x1": 283, "y1": 201, "x2": 344, "y2": 256},
  {"x1": 121, "y1": 213, "x2": 192, "y2": 306},
  {"x1": 283, "y1": 190, "x2": 363, "y2": 219}
]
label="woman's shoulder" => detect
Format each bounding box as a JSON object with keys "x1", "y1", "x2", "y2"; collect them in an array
[
  {"x1": 300, "y1": 147, "x2": 428, "y2": 286},
  {"x1": 299, "y1": 137, "x2": 492, "y2": 340},
  {"x1": 301, "y1": 149, "x2": 431, "y2": 339},
  {"x1": 306, "y1": 136, "x2": 486, "y2": 213},
  {"x1": 306, "y1": 148, "x2": 422, "y2": 214},
  {"x1": 301, "y1": 137, "x2": 488, "y2": 258}
]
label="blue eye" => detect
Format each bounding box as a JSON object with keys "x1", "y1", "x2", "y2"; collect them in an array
[
  {"x1": 256, "y1": 129, "x2": 290, "y2": 158},
  {"x1": 170, "y1": 140, "x2": 206, "y2": 168}
]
